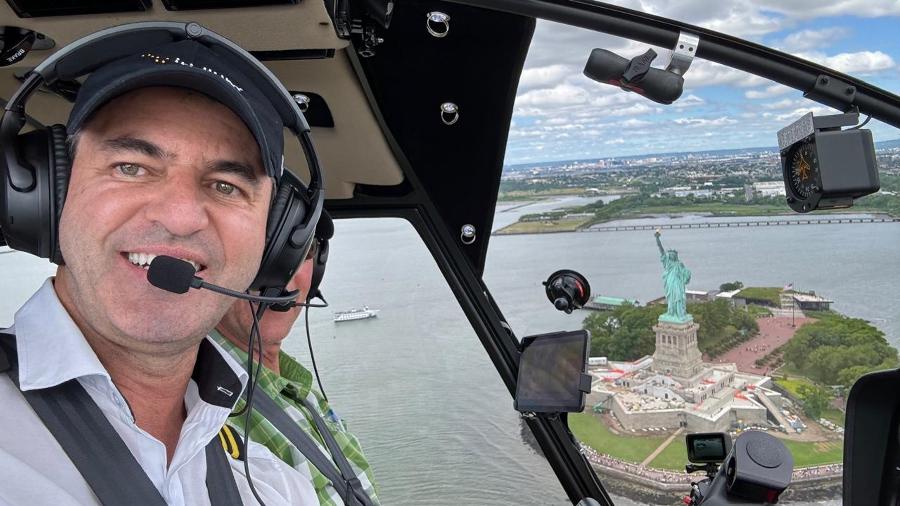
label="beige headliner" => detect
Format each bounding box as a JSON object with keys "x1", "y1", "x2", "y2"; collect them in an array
[{"x1": 0, "y1": 3, "x2": 405, "y2": 198}]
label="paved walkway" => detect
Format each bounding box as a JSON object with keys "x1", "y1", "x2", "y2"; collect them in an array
[
  {"x1": 640, "y1": 427, "x2": 684, "y2": 467},
  {"x1": 709, "y1": 315, "x2": 813, "y2": 375}
]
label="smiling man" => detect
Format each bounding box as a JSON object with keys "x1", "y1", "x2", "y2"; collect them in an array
[{"x1": 0, "y1": 36, "x2": 319, "y2": 505}]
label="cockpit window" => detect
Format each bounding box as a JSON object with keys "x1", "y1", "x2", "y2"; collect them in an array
[{"x1": 487, "y1": 16, "x2": 900, "y2": 505}]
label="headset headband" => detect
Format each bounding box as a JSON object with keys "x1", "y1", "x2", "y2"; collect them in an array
[{"x1": 3, "y1": 21, "x2": 323, "y2": 199}]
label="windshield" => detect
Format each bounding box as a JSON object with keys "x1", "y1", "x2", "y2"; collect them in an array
[{"x1": 485, "y1": 8, "x2": 900, "y2": 505}]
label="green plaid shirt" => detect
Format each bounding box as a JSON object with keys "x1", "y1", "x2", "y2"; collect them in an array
[{"x1": 211, "y1": 331, "x2": 379, "y2": 505}]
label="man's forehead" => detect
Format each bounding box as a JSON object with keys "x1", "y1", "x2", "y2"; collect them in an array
[{"x1": 80, "y1": 87, "x2": 266, "y2": 175}]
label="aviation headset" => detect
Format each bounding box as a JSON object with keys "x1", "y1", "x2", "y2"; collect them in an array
[
  {"x1": 0, "y1": 22, "x2": 324, "y2": 295},
  {"x1": 307, "y1": 210, "x2": 333, "y2": 302}
]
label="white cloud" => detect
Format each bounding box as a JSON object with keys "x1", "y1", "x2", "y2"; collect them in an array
[
  {"x1": 605, "y1": 138, "x2": 626, "y2": 145},
  {"x1": 745, "y1": 84, "x2": 793, "y2": 99},
  {"x1": 761, "y1": 98, "x2": 804, "y2": 110},
  {"x1": 820, "y1": 51, "x2": 895, "y2": 74},
  {"x1": 775, "y1": 27, "x2": 850, "y2": 52},
  {"x1": 518, "y1": 64, "x2": 576, "y2": 91},
  {"x1": 670, "y1": 94, "x2": 706, "y2": 108},
  {"x1": 752, "y1": 0, "x2": 900, "y2": 19},
  {"x1": 606, "y1": 102, "x2": 660, "y2": 117},
  {"x1": 673, "y1": 116, "x2": 739, "y2": 127},
  {"x1": 774, "y1": 106, "x2": 841, "y2": 122},
  {"x1": 620, "y1": 118, "x2": 653, "y2": 128},
  {"x1": 685, "y1": 60, "x2": 768, "y2": 88},
  {"x1": 515, "y1": 83, "x2": 590, "y2": 107}
]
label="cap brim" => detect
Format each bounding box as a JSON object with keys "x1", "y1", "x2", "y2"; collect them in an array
[{"x1": 66, "y1": 66, "x2": 279, "y2": 179}]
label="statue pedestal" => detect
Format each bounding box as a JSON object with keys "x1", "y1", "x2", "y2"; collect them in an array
[{"x1": 651, "y1": 320, "x2": 703, "y2": 380}]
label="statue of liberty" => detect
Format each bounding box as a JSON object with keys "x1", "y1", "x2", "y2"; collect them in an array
[{"x1": 655, "y1": 230, "x2": 692, "y2": 323}]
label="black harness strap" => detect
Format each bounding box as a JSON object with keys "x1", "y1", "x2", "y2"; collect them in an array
[
  {"x1": 206, "y1": 432, "x2": 243, "y2": 506},
  {"x1": 250, "y1": 389, "x2": 372, "y2": 506},
  {"x1": 0, "y1": 332, "x2": 243, "y2": 506}
]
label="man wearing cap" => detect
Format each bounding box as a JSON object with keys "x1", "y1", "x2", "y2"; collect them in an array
[
  {"x1": 213, "y1": 214, "x2": 380, "y2": 505},
  {"x1": 0, "y1": 36, "x2": 320, "y2": 504}
]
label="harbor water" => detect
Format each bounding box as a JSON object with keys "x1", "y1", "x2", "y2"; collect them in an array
[{"x1": 2, "y1": 197, "x2": 895, "y2": 505}]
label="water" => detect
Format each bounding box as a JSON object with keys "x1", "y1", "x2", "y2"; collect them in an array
[{"x1": 2, "y1": 198, "x2": 894, "y2": 505}]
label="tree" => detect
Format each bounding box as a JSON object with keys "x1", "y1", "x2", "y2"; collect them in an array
[
  {"x1": 796, "y1": 384, "x2": 832, "y2": 419},
  {"x1": 719, "y1": 281, "x2": 744, "y2": 292},
  {"x1": 782, "y1": 314, "x2": 899, "y2": 386}
]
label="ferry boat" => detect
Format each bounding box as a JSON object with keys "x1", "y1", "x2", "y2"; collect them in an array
[{"x1": 333, "y1": 306, "x2": 379, "y2": 323}]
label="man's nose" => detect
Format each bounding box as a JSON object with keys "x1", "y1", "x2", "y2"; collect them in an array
[{"x1": 142, "y1": 173, "x2": 210, "y2": 237}]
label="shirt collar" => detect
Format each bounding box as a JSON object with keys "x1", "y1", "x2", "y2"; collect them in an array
[
  {"x1": 14, "y1": 278, "x2": 248, "y2": 409},
  {"x1": 209, "y1": 329, "x2": 307, "y2": 396}
]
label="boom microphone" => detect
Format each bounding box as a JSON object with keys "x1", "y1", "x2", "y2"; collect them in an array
[{"x1": 147, "y1": 255, "x2": 299, "y2": 304}]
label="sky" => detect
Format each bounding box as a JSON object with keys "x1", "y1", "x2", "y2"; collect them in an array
[{"x1": 504, "y1": 0, "x2": 900, "y2": 165}]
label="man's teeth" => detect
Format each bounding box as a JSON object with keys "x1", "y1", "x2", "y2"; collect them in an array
[{"x1": 127, "y1": 252, "x2": 200, "y2": 271}]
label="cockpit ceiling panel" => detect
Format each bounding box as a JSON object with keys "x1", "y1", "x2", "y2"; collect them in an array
[
  {"x1": 270, "y1": 51, "x2": 405, "y2": 199},
  {"x1": 0, "y1": 2, "x2": 348, "y2": 69},
  {"x1": 0, "y1": 49, "x2": 405, "y2": 200}
]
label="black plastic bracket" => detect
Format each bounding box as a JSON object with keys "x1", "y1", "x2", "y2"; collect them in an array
[
  {"x1": 803, "y1": 74, "x2": 857, "y2": 112},
  {"x1": 579, "y1": 373, "x2": 593, "y2": 394},
  {"x1": 621, "y1": 48, "x2": 657, "y2": 83}
]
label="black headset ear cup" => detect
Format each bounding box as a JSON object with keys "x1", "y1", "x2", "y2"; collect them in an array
[
  {"x1": 251, "y1": 176, "x2": 311, "y2": 293},
  {"x1": 265, "y1": 180, "x2": 294, "y2": 244},
  {"x1": 307, "y1": 237, "x2": 328, "y2": 301},
  {"x1": 48, "y1": 124, "x2": 70, "y2": 265}
]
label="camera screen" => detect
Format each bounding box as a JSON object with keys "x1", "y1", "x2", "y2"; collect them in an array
[
  {"x1": 514, "y1": 330, "x2": 588, "y2": 413},
  {"x1": 687, "y1": 433, "x2": 730, "y2": 463}
]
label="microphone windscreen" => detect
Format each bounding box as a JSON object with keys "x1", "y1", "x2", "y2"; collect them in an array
[{"x1": 147, "y1": 255, "x2": 196, "y2": 294}]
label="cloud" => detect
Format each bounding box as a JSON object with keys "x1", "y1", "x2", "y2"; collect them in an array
[
  {"x1": 819, "y1": 51, "x2": 895, "y2": 74},
  {"x1": 774, "y1": 106, "x2": 842, "y2": 122},
  {"x1": 673, "y1": 116, "x2": 738, "y2": 127},
  {"x1": 752, "y1": 0, "x2": 900, "y2": 19},
  {"x1": 684, "y1": 60, "x2": 768, "y2": 88},
  {"x1": 605, "y1": 138, "x2": 626, "y2": 145},
  {"x1": 761, "y1": 98, "x2": 804, "y2": 110},
  {"x1": 775, "y1": 27, "x2": 850, "y2": 52},
  {"x1": 670, "y1": 94, "x2": 706, "y2": 108},
  {"x1": 745, "y1": 84, "x2": 793, "y2": 99},
  {"x1": 518, "y1": 64, "x2": 576, "y2": 91},
  {"x1": 515, "y1": 83, "x2": 590, "y2": 107}
]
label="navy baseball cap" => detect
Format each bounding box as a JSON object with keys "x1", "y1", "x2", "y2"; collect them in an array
[{"x1": 67, "y1": 39, "x2": 284, "y2": 180}]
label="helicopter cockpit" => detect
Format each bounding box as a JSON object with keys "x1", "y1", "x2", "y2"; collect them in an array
[{"x1": 1, "y1": 1, "x2": 898, "y2": 505}]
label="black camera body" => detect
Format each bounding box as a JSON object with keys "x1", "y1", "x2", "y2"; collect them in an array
[{"x1": 687, "y1": 431, "x2": 793, "y2": 505}]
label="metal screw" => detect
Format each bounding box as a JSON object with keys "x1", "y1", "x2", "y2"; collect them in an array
[
  {"x1": 461, "y1": 224, "x2": 476, "y2": 244},
  {"x1": 292, "y1": 94, "x2": 311, "y2": 112},
  {"x1": 186, "y1": 23, "x2": 203, "y2": 38}
]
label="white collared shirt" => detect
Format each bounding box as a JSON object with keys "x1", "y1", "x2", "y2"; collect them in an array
[{"x1": 0, "y1": 278, "x2": 319, "y2": 505}]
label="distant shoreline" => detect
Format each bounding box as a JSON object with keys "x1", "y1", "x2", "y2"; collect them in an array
[{"x1": 493, "y1": 211, "x2": 898, "y2": 236}]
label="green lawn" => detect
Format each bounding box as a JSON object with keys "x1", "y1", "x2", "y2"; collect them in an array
[
  {"x1": 495, "y1": 217, "x2": 593, "y2": 234},
  {"x1": 736, "y1": 287, "x2": 783, "y2": 306},
  {"x1": 781, "y1": 438, "x2": 844, "y2": 467},
  {"x1": 775, "y1": 377, "x2": 816, "y2": 399},
  {"x1": 570, "y1": 412, "x2": 845, "y2": 470},
  {"x1": 568, "y1": 412, "x2": 666, "y2": 464},
  {"x1": 648, "y1": 438, "x2": 689, "y2": 471}
]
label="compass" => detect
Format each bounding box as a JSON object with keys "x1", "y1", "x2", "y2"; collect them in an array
[{"x1": 788, "y1": 140, "x2": 819, "y2": 200}]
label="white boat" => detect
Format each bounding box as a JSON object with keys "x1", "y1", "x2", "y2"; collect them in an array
[{"x1": 333, "y1": 306, "x2": 379, "y2": 322}]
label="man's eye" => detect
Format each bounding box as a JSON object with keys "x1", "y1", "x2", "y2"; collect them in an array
[
  {"x1": 116, "y1": 163, "x2": 144, "y2": 176},
  {"x1": 215, "y1": 181, "x2": 237, "y2": 195}
]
